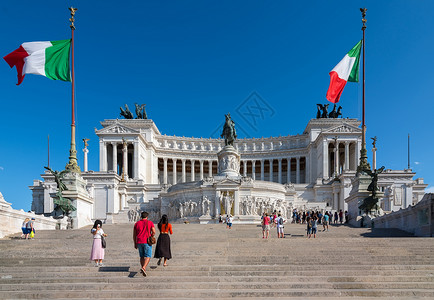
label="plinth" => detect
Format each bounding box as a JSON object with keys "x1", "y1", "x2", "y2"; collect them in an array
[
  {"x1": 62, "y1": 171, "x2": 93, "y2": 229},
  {"x1": 217, "y1": 145, "x2": 240, "y2": 177}
]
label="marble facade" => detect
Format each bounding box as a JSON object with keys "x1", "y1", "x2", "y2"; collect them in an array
[{"x1": 30, "y1": 117, "x2": 428, "y2": 225}]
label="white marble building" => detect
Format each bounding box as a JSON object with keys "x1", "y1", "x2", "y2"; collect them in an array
[{"x1": 30, "y1": 117, "x2": 427, "y2": 224}]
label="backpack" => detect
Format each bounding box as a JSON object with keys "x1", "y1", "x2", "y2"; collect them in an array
[{"x1": 278, "y1": 218, "x2": 284, "y2": 225}]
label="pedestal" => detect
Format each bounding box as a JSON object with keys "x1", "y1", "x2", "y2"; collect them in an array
[
  {"x1": 62, "y1": 171, "x2": 94, "y2": 229},
  {"x1": 199, "y1": 214, "x2": 214, "y2": 224},
  {"x1": 217, "y1": 146, "x2": 240, "y2": 177}
]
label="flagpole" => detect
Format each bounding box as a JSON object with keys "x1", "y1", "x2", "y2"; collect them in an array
[
  {"x1": 358, "y1": 7, "x2": 371, "y2": 173},
  {"x1": 65, "y1": 7, "x2": 81, "y2": 173},
  {"x1": 48, "y1": 135, "x2": 50, "y2": 168}
]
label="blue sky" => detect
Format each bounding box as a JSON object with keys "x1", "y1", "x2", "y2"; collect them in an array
[{"x1": 1, "y1": 1, "x2": 433, "y2": 211}]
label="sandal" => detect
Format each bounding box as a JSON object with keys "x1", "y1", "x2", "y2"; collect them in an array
[{"x1": 140, "y1": 268, "x2": 147, "y2": 277}]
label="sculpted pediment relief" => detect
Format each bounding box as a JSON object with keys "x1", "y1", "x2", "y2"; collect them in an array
[
  {"x1": 96, "y1": 123, "x2": 138, "y2": 135},
  {"x1": 325, "y1": 123, "x2": 361, "y2": 133}
]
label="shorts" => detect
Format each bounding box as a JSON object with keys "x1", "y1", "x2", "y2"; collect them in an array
[
  {"x1": 228, "y1": 223, "x2": 232, "y2": 228},
  {"x1": 24, "y1": 228, "x2": 32, "y2": 234},
  {"x1": 137, "y1": 243, "x2": 152, "y2": 258},
  {"x1": 307, "y1": 228, "x2": 312, "y2": 234},
  {"x1": 323, "y1": 221, "x2": 328, "y2": 225},
  {"x1": 277, "y1": 227, "x2": 284, "y2": 234},
  {"x1": 262, "y1": 225, "x2": 270, "y2": 231},
  {"x1": 312, "y1": 228, "x2": 317, "y2": 234}
]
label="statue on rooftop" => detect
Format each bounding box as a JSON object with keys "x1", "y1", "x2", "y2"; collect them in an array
[
  {"x1": 328, "y1": 104, "x2": 342, "y2": 118},
  {"x1": 316, "y1": 104, "x2": 330, "y2": 118},
  {"x1": 134, "y1": 103, "x2": 148, "y2": 119},
  {"x1": 120, "y1": 104, "x2": 134, "y2": 119},
  {"x1": 221, "y1": 113, "x2": 237, "y2": 146}
]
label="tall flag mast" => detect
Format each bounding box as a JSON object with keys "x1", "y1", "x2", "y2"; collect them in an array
[
  {"x1": 357, "y1": 7, "x2": 371, "y2": 173},
  {"x1": 65, "y1": 7, "x2": 81, "y2": 173}
]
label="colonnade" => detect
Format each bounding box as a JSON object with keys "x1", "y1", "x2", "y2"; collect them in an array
[
  {"x1": 159, "y1": 156, "x2": 307, "y2": 185},
  {"x1": 323, "y1": 140, "x2": 360, "y2": 179},
  {"x1": 100, "y1": 140, "x2": 139, "y2": 179}
]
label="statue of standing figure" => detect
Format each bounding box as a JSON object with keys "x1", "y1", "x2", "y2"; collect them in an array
[
  {"x1": 134, "y1": 103, "x2": 148, "y2": 119},
  {"x1": 221, "y1": 113, "x2": 237, "y2": 146}
]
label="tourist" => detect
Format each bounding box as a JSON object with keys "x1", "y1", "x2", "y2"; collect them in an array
[
  {"x1": 306, "y1": 216, "x2": 312, "y2": 238},
  {"x1": 334, "y1": 211, "x2": 338, "y2": 224},
  {"x1": 323, "y1": 212, "x2": 329, "y2": 231},
  {"x1": 275, "y1": 214, "x2": 285, "y2": 238},
  {"x1": 90, "y1": 220, "x2": 107, "y2": 267},
  {"x1": 133, "y1": 211, "x2": 156, "y2": 277},
  {"x1": 25, "y1": 218, "x2": 35, "y2": 239},
  {"x1": 339, "y1": 209, "x2": 344, "y2": 224},
  {"x1": 154, "y1": 214, "x2": 173, "y2": 267},
  {"x1": 302, "y1": 211, "x2": 306, "y2": 224},
  {"x1": 228, "y1": 215, "x2": 233, "y2": 229},
  {"x1": 262, "y1": 213, "x2": 270, "y2": 239},
  {"x1": 218, "y1": 214, "x2": 223, "y2": 224},
  {"x1": 345, "y1": 211, "x2": 349, "y2": 223},
  {"x1": 271, "y1": 211, "x2": 277, "y2": 228},
  {"x1": 311, "y1": 216, "x2": 318, "y2": 238},
  {"x1": 21, "y1": 218, "x2": 29, "y2": 239}
]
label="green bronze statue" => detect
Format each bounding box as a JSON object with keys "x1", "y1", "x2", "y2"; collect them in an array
[
  {"x1": 359, "y1": 166, "x2": 385, "y2": 214},
  {"x1": 44, "y1": 167, "x2": 76, "y2": 215},
  {"x1": 221, "y1": 113, "x2": 237, "y2": 146}
]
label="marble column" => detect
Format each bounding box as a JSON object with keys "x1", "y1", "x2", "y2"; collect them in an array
[
  {"x1": 287, "y1": 158, "x2": 291, "y2": 183},
  {"x1": 252, "y1": 160, "x2": 256, "y2": 180},
  {"x1": 296, "y1": 157, "x2": 300, "y2": 184},
  {"x1": 163, "y1": 158, "x2": 168, "y2": 184},
  {"x1": 344, "y1": 141, "x2": 350, "y2": 171},
  {"x1": 120, "y1": 193, "x2": 126, "y2": 210},
  {"x1": 100, "y1": 139, "x2": 107, "y2": 172},
  {"x1": 122, "y1": 142, "x2": 128, "y2": 179},
  {"x1": 83, "y1": 147, "x2": 89, "y2": 172},
  {"x1": 243, "y1": 160, "x2": 247, "y2": 177},
  {"x1": 172, "y1": 158, "x2": 177, "y2": 184},
  {"x1": 208, "y1": 160, "x2": 213, "y2": 177},
  {"x1": 111, "y1": 142, "x2": 117, "y2": 173},
  {"x1": 372, "y1": 147, "x2": 377, "y2": 171},
  {"x1": 334, "y1": 141, "x2": 339, "y2": 176},
  {"x1": 234, "y1": 190, "x2": 240, "y2": 215},
  {"x1": 199, "y1": 160, "x2": 204, "y2": 180},
  {"x1": 278, "y1": 158, "x2": 282, "y2": 184},
  {"x1": 133, "y1": 140, "x2": 139, "y2": 179},
  {"x1": 356, "y1": 140, "x2": 361, "y2": 168},
  {"x1": 269, "y1": 159, "x2": 273, "y2": 182},
  {"x1": 181, "y1": 159, "x2": 186, "y2": 183},
  {"x1": 191, "y1": 160, "x2": 195, "y2": 182},
  {"x1": 323, "y1": 140, "x2": 328, "y2": 179},
  {"x1": 260, "y1": 160, "x2": 265, "y2": 181}
]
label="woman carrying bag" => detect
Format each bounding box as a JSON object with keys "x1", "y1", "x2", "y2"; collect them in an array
[
  {"x1": 154, "y1": 214, "x2": 173, "y2": 267},
  {"x1": 90, "y1": 220, "x2": 107, "y2": 267}
]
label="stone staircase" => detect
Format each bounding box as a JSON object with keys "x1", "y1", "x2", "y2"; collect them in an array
[{"x1": 1, "y1": 222, "x2": 434, "y2": 299}]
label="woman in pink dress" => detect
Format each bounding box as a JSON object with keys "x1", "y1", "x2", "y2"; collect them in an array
[{"x1": 90, "y1": 220, "x2": 107, "y2": 267}]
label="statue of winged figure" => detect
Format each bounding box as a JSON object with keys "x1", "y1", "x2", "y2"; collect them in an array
[{"x1": 120, "y1": 104, "x2": 134, "y2": 119}]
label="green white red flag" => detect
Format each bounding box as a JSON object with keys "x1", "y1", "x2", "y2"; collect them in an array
[
  {"x1": 326, "y1": 40, "x2": 362, "y2": 103},
  {"x1": 3, "y1": 39, "x2": 71, "y2": 85}
]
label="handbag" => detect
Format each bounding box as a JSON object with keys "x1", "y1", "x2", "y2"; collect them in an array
[
  {"x1": 101, "y1": 235, "x2": 106, "y2": 248},
  {"x1": 147, "y1": 235, "x2": 156, "y2": 246}
]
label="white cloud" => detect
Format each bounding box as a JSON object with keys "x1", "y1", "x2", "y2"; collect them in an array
[
  {"x1": 414, "y1": 161, "x2": 420, "y2": 165},
  {"x1": 426, "y1": 186, "x2": 434, "y2": 194},
  {"x1": 0, "y1": 166, "x2": 3, "y2": 171}
]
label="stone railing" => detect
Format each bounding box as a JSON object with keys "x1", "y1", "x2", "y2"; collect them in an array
[
  {"x1": 373, "y1": 193, "x2": 434, "y2": 237},
  {"x1": 0, "y1": 193, "x2": 68, "y2": 239}
]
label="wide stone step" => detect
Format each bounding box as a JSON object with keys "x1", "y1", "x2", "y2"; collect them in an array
[{"x1": 1, "y1": 288, "x2": 434, "y2": 299}]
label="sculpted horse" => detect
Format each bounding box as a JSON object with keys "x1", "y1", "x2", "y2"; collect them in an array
[
  {"x1": 120, "y1": 104, "x2": 134, "y2": 119},
  {"x1": 328, "y1": 104, "x2": 342, "y2": 118},
  {"x1": 221, "y1": 113, "x2": 237, "y2": 146}
]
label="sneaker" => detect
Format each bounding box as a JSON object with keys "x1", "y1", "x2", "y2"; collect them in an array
[
  {"x1": 94, "y1": 263, "x2": 99, "y2": 267},
  {"x1": 140, "y1": 268, "x2": 147, "y2": 277},
  {"x1": 157, "y1": 259, "x2": 161, "y2": 266},
  {"x1": 99, "y1": 263, "x2": 105, "y2": 267}
]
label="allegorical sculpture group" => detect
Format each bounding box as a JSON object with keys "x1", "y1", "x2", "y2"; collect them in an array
[
  {"x1": 120, "y1": 103, "x2": 148, "y2": 119},
  {"x1": 316, "y1": 103, "x2": 342, "y2": 119}
]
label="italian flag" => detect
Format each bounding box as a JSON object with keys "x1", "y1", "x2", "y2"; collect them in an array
[
  {"x1": 326, "y1": 40, "x2": 362, "y2": 103},
  {"x1": 3, "y1": 39, "x2": 71, "y2": 85}
]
